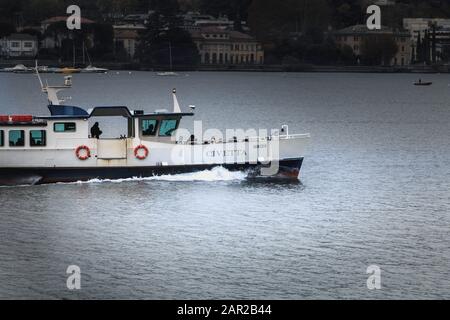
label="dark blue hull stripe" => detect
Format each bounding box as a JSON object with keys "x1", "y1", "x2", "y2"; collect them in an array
[{"x1": 0, "y1": 158, "x2": 304, "y2": 185}]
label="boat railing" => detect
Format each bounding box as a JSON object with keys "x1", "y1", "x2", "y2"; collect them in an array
[
  {"x1": 176, "y1": 133, "x2": 310, "y2": 145},
  {"x1": 279, "y1": 133, "x2": 311, "y2": 140}
]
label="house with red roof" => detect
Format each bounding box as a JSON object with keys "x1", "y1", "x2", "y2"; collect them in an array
[{"x1": 40, "y1": 16, "x2": 96, "y2": 50}]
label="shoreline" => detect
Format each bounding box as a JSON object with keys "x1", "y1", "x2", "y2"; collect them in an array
[{"x1": 1, "y1": 60, "x2": 449, "y2": 73}]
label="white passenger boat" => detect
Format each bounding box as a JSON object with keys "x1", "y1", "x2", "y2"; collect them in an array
[{"x1": 0, "y1": 70, "x2": 310, "y2": 186}]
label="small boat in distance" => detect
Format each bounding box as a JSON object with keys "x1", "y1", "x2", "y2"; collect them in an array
[
  {"x1": 414, "y1": 79, "x2": 432, "y2": 86},
  {"x1": 57, "y1": 67, "x2": 81, "y2": 74},
  {"x1": 80, "y1": 43, "x2": 109, "y2": 73},
  {"x1": 157, "y1": 71, "x2": 178, "y2": 76},
  {"x1": 81, "y1": 65, "x2": 109, "y2": 73},
  {"x1": 156, "y1": 42, "x2": 179, "y2": 76},
  {"x1": 2, "y1": 64, "x2": 32, "y2": 73}
]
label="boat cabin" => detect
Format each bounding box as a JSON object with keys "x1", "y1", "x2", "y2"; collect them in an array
[
  {"x1": 0, "y1": 104, "x2": 194, "y2": 152},
  {"x1": 0, "y1": 71, "x2": 195, "y2": 162}
]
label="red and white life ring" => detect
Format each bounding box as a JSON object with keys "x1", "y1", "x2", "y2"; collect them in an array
[
  {"x1": 134, "y1": 145, "x2": 149, "y2": 160},
  {"x1": 75, "y1": 145, "x2": 91, "y2": 160}
]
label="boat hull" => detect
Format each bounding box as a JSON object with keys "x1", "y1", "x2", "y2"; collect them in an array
[{"x1": 0, "y1": 158, "x2": 303, "y2": 186}]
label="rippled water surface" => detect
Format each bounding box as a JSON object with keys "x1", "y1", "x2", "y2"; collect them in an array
[{"x1": 0, "y1": 71, "x2": 449, "y2": 299}]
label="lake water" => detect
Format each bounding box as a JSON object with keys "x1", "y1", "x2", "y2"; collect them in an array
[{"x1": 0, "y1": 71, "x2": 449, "y2": 299}]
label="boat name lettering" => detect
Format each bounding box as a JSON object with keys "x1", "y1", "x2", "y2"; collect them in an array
[
  {"x1": 254, "y1": 144, "x2": 267, "y2": 149},
  {"x1": 206, "y1": 150, "x2": 247, "y2": 157}
]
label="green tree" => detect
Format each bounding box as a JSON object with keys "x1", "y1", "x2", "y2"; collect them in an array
[
  {"x1": 22, "y1": 0, "x2": 64, "y2": 25},
  {"x1": 138, "y1": 8, "x2": 199, "y2": 66},
  {"x1": 360, "y1": 34, "x2": 398, "y2": 66},
  {"x1": 92, "y1": 23, "x2": 114, "y2": 60},
  {"x1": 0, "y1": 22, "x2": 15, "y2": 37},
  {"x1": 198, "y1": 0, "x2": 252, "y2": 23},
  {"x1": 338, "y1": 44, "x2": 356, "y2": 65},
  {"x1": 304, "y1": 38, "x2": 340, "y2": 65},
  {"x1": 248, "y1": 0, "x2": 330, "y2": 42}
]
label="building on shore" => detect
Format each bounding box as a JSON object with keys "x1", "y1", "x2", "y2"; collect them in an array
[
  {"x1": 403, "y1": 18, "x2": 450, "y2": 43},
  {"x1": 113, "y1": 24, "x2": 145, "y2": 61},
  {"x1": 121, "y1": 13, "x2": 152, "y2": 25},
  {"x1": 0, "y1": 33, "x2": 38, "y2": 59},
  {"x1": 190, "y1": 27, "x2": 264, "y2": 65},
  {"x1": 334, "y1": 24, "x2": 411, "y2": 66},
  {"x1": 434, "y1": 27, "x2": 450, "y2": 61},
  {"x1": 41, "y1": 16, "x2": 96, "y2": 33},
  {"x1": 373, "y1": 0, "x2": 396, "y2": 6},
  {"x1": 41, "y1": 16, "x2": 95, "y2": 50},
  {"x1": 182, "y1": 12, "x2": 248, "y2": 32},
  {"x1": 403, "y1": 18, "x2": 450, "y2": 63}
]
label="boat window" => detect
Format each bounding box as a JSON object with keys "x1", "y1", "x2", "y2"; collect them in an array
[
  {"x1": 159, "y1": 119, "x2": 178, "y2": 137},
  {"x1": 0, "y1": 130, "x2": 3, "y2": 147},
  {"x1": 142, "y1": 119, "x2": 158, "y2": 136},
  {"x1": 9, "y1": 130, "x2": 25, "y2": 147},
  {"x1": 30, "y1": 130, "x2": 46, "y2": 147},
  {"x1": 54, "y1": 122, "x2": 76, "y2": 132}
]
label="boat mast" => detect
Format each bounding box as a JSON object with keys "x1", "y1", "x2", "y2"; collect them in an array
[
  {"x1": 82, "y1": 41, "x2": 85, "y2": 66},
  {"x1": 72, "y1": 40, "x2": 76, "y2": 67},
  {"x1": 85, "y1": 42, "x2": 93, "y2": 66},
  {"x1": 172, "y1": 88, "x2": 181, "y2": 113},
  {"x1": 169, "y1": 42, "x2": 173, "y2": 71},
  {"x1": 35, "y1": 60, "x2": 72, "y2": 106}
]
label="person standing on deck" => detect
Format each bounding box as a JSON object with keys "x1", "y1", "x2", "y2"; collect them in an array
[{"x1": 91, "y1": 122, "x2": 103, "y2": 139}]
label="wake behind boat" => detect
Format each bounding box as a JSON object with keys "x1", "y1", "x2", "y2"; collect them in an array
[{"x1": 0, "y1": 68, "x2": 310, "y2": 186}]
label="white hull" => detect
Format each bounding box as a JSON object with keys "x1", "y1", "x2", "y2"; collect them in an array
[{"x1": 0, "y1": 135, "x2": 309, "y2": 169}]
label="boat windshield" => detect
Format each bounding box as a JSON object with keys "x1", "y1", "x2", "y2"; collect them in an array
[{"x1": 159, "y1": 119, "x2": 178, "y2": 137}]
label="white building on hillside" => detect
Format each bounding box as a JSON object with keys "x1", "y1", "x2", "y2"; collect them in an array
[
  {"x1": 0, "y1": 33, "x2": 38, "y2": 58},
  {"x1": 403, "y1": 18, "x2": 450, "y2": 62},
  {"x1": 113, "y1": 24, "x2": 145, "y2": 60},
  {"x1": 403, "y1": 18, "x2": 450, "y2": 42}
]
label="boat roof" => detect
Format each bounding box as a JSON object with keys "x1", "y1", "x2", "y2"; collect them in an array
[{"x1": 34, "y1": 105, "x2": 194, "y2": 120}]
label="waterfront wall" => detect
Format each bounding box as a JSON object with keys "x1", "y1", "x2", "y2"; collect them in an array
[{"x1": 1, "y1": 59, "x2": 449, "y2": 73}]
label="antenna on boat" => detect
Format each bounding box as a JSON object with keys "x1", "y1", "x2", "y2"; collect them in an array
[
  {"x1": 172, "y1": 88, "x2": 182, "y2": 113},
  {"x1": 35, "y1": 60, "x2": 73, "y2": 105},
  {"x1": 35, "y1": 60, "x2": 44, "y2": 90}
]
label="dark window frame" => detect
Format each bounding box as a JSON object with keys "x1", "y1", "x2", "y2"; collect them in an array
[
  {"x1": 0, "y1": 130, "x2": 4, "y2": 147},
  {"x1": 54, "y1": 122, "x2": 76, "y2": 133},
  {"x1": 9, "y1": 130, "x2": 25, "y2": 147},
  {"x1": 30, "y1": 130, "x2": 47, "y2": 147},
  {"x1": 141, "y1": 119, "x2": 159, "y2": 137},
  {"x1": 158, "y1": 119, "x2": 179, "y2": 137}
]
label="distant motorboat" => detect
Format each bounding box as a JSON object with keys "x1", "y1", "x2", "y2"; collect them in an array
[
  {"x1": 414, "y1": 80, "x2": 432, "y2": 86},
  {"x1": 3, "y1": 64, "x2": 32, "y2": 73},
  {"x1": 156, "y1": 42, "x2": 179, "y2": 76},
  {"x1": 81, "y1": 65, "x2": 109, "y2": 73},
  {"x1": 33, "y1": 66, "x2": 52, "y2": 73},
  {"x1": 46, "y1": 67, "x2": 61, "y2": 73},
  {"x1": 56, "y1": 67, "x2": 81, "y2": 74},
  {"x1": 156, "y1": 71, "x2": 178, "y2": 76}
]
